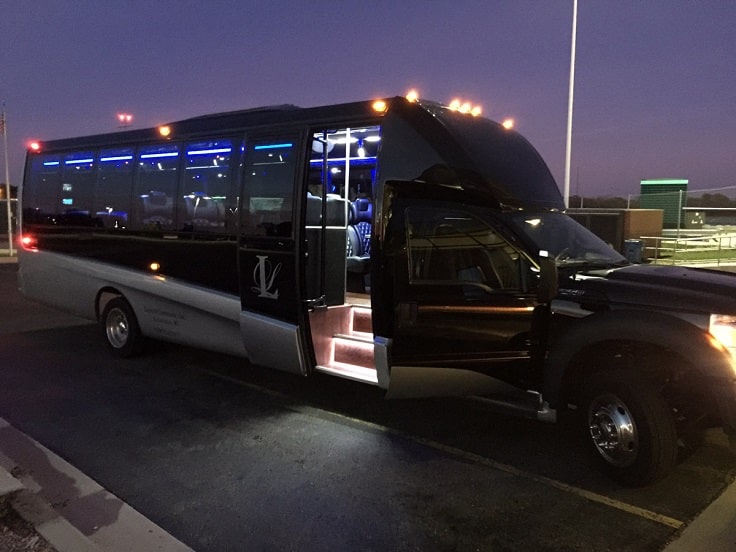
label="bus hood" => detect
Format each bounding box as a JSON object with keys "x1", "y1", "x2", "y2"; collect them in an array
[{"x1": 559, "y1": 264, "x2": 736, "y2": 315}]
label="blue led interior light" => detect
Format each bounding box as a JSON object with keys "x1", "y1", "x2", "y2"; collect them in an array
[
  {"x1": 100, "y1": 155, "x2": 134, "y2": 162},
  {"x1": 140, "y1": 152, "x2": 179, "y2": 159},
  {"x1": 254, "y1": 143, "x2": 293, "y2": 150},
  {"x1": 65, "y1": 158, "x2": 94, "y2": 165},
  {"x1": 43, "y1": 161, "x2": 60, "y2": 166},
  {"x1": 187, "y1": 148, "x2": 232, "y2": 156}
]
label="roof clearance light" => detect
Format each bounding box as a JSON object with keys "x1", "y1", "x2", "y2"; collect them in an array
[
  {"x1": 149, "y1": 262, "x2": 161, "y2": 272},
  {"x1": 406, "y1": 89, "x2": 419, "y2": 103},
  {"x1": 29, "y1": 141, "x2": 41, "y2": 152},
  {"x1": 448, "y1": 98, "x2": 483, "y2": 116},
  {"x1": 372, "y1": 100, "x2": 387, "y2": 113},
  {"x1": 158, "y1": 125, "x2": 171, "y2": 137},
  {"x1": 502, "y1": 118, "x2": 515, "y2": 130}
]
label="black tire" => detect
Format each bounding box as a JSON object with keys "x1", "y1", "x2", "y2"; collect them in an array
[
  {"x1": 580, "y1": 369, "x2": 678, "y2": 486},
  {"x1": 101, "y1": 297, "x2": 144, "y2": 358}
]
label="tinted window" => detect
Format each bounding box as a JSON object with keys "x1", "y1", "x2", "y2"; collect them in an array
[
  {"x1": 435, "y1": 109, "x2": 564, "y2": 210},
  {"x1": 134, "y1": 144, "x2": 180, "y2": 230},
  {"x1": 96, "y1": 148, "x2": 134, "y2": 229},
  {"x1": 60, "y1": 151, "x2": 96, "y2": 225},
  {"x1": 182, "y1": 139, "x2": 234, "y2": 231},
  {"x1": 23, "y1": 155, "x2": 62, "y2": 223},
  {"x1": 406, "y1": 206, "x2": 522, "y2": 293},
  {"x1": 241, "y1": 139, "x2": 297, "y2": 237}
]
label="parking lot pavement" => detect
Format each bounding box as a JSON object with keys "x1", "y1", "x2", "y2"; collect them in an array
[{"x1": 2, "y1": 255, "x2": 736, "y2": 550}]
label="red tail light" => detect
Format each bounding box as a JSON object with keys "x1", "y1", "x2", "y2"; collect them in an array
[{"x1": 20, "y1": 235, "x2": 38, "y2": 251}]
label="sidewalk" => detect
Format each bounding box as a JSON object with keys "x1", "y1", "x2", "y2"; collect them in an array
[
  {"x1": 0, "y1": 250, "x2": 16, "y2": 263},
  {"x1": 0, "y1": 418, "x2": 193, "y2": 552}
]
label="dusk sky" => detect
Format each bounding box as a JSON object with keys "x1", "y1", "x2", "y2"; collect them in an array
[{"x1": 2, "y1": 1, "x2": 735, "y2": 198}]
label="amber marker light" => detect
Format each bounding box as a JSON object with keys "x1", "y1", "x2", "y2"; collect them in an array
[
  {"x1": 149, "y1": 262, "x2": 161, "y2": 271},
  {"x1": 372, "y1": 100, "x2": 387, "y2": 113},
  {"x1": 158, "y1": 125, "x2": 171, "y2": 137},
  {"x1": 502, "y1": 118, "x2": 515, "y2": 130},
  {"x1": 405, "y1": 89, "x2": 419, "y2": 102}
]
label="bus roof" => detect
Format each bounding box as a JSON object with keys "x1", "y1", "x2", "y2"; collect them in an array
[
  {"x1": 27, "y1": 96, "x2": 564, "y2": 211},
  {"x1": 28, "y1": 99, "x2": 392, "y2": 152}
]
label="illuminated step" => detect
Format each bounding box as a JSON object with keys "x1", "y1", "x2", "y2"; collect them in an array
[
  {"x1": 351, "y1": 307, "x2": 373, "y2": 334},
  {"x1": 314, "y1": 361, "x2": 378, "y2": 384},
  {"x1": 333, "y1": 334, "x2": 374, "y2": 369}
]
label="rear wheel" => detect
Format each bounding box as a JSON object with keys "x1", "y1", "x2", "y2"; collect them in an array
[
  {"x1": 581, "y1": 369, "x2": 678, "y2": 486},
  {"x1": 101, "y1": 297, "x2": 144, "y2": 358}
]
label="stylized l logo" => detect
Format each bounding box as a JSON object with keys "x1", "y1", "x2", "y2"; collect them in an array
[{"x1": 251, "y1": 255, "x2": 281, "y2": 299}]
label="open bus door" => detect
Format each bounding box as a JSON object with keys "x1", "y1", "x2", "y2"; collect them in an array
[{"x1": 374, "y1": 180, "x2": 543, "y2": 400}]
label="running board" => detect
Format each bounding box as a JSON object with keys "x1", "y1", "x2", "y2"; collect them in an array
[{"x1": 468, "y1": 391, "x2": 557, "y2": 423}]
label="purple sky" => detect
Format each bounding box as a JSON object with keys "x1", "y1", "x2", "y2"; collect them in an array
[{"x1": 2, "y1": 1, "x2": 735, "y2": 198}]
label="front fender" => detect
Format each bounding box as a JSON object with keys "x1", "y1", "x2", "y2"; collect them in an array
[{"x1": 544, "y1": 309, "x2": 736, "y2": 408}]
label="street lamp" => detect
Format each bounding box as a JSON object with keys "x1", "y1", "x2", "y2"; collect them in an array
[
  {"x1": 117, "y1": 113, "x2": 133, "y2": 128},
  {"x1": 563, "y1": 0, "x2": 578, "y2": 209}
]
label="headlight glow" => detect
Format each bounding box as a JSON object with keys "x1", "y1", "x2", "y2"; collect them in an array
[{"x1": 709, "y1": 314, "x2": 736, "y2": 350}]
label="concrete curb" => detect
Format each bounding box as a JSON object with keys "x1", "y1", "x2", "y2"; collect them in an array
[
  {"x1": 0, "y1": 455, "x2": 97, "y2": 551},
  {"x1": 0, "y1": 418, "x2": 193, "y2": 552},
  {"x1": 663, "y1": 475, "x2": 736, "y2": 551}
]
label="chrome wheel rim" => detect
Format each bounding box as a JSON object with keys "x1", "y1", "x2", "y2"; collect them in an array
[
  {"x1": 105, "y1": 308, "x2": 129, "y2": 349},
  {"x1": 588, "y1": 393, "x2": 639, "y2": 467}
]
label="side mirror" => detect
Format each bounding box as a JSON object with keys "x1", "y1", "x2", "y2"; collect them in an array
[{"x1": 536, "y1": 255, "x2": 558, "y2": 303}]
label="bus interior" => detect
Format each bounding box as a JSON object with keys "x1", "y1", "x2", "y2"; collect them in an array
[{"x1": 304, "y1": 125, "x2": 381, "y2": 385}]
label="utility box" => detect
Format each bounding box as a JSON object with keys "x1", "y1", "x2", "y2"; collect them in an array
[
  {"x1": 568, "y1": 208, "x2": 663, "y2": 259},
  {"x1": 623, "y1": 239, "x2": 644, "y2": 263}
]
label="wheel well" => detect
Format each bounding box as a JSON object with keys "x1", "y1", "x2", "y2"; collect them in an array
[
  {"x1": 560, "y1": 340, "x2": 702, "y2": 410},
  {"x1": 96, "y1": 287, "x2": 124, "y2": 322}
]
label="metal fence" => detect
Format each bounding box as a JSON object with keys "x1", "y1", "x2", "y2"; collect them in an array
[{"x1": 641, "y1": 233, "x2": 736, "y2": 266}]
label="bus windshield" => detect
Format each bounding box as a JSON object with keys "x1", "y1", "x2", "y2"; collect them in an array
[{"x1": 508, "y1": 212, "x2": 627, "y2": 267}]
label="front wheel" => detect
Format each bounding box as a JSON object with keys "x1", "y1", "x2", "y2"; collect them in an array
[
  {"x1": 581, "y1": 369, "x2": 678, "y2": 486},
  {"x1": 101, "y1": 297, "x2": 144, "y2": 358}
]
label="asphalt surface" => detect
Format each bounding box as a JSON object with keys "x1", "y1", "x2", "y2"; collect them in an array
[{"x1": 1, "y1": 260, "x2": 735, "y2": 550}]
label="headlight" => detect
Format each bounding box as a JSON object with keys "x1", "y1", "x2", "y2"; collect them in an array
[{"x1": 709, "y1": 314, "x2": 736, "y2": 350}]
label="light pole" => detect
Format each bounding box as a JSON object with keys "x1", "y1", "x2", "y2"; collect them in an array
[
  {"x1": 1, "y1": 103, "x2": 12, "y2": 256},
  {"x1": 563, "y1": 0, "x2": 578, "y2": 209}
]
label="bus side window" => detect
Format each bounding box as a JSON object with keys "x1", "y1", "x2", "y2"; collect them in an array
[
  {"x1": 406, "y1": 206, "x2": 522, "y2": 295},
  {"x1": 241, "y1": 140, "x2": 297, "y2": 237},
  {"x1": 23, "y1": 155, "x2": 62, "y2": 225},
  {"x1": 181, "y1": 139, "x2": 234, "y2": 232},
  {"x1": 59, "y1": 151, "x2": 97, "y2": 226},
  {"x1": 133, "y1": 144, "x2": 180, "y2": 231},
  {"x1": 96, "y1": 148, "x2": 134, "y2": 230}
]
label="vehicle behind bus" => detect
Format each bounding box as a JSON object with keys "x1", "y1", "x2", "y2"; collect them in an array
[{"x1": 19, "y1": 95, "x2": 736, "y2": 486}]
